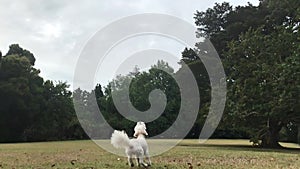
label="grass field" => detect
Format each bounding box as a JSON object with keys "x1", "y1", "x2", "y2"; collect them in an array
[{"x1": 0, "y1": 139, "x2": 299, "y2": 169}]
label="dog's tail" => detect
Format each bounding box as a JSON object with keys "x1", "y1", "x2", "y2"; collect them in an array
[{"x1": 111, "y1": 130, "x2": 130, "y2": 149}]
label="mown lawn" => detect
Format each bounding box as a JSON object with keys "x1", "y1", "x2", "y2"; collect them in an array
[{"x1": 0, "y1": 139, "x2": 299, "y2": 169}]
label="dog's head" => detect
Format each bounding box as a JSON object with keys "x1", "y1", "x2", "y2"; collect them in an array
[{"x1": 134, "y1": 121, "x2": 148, "y2": 137}]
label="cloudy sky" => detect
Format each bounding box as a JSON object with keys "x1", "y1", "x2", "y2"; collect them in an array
[{"x1": 0, "y1": 0, "x2": 259, "y2": 90}]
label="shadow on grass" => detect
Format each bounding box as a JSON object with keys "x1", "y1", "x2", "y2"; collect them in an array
[{"x1": 178, "y1": 143, "x2": 300, "y2": 154}]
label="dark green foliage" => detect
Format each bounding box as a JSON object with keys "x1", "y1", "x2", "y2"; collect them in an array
[
  {"x1": 6, "y1": 44, "x2": 36, "y2": 65},
  {"x1": 194, "y1": 2, "x2": 232, "y2": 37},
  {"x1": 0, "y1": 54, "x2": 39, "y2": 142},
  {"x1": 0, "y1": 51, "x2": 2, "y2": 62},
  {"x1": 95, "y1": 61, "x2": 181, "y2": 137},
  {"x1": 194, "y1": 0, "x2": 300, "y2": 147},
  {"x1": 0, "y1": 45, "x2": 86, "y2": 142},
  {"x1": 225, "y1": 26, "x2": 299, "y2": 148}
]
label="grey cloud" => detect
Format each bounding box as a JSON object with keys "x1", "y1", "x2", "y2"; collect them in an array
[{"x1": 0, "y1": 0, "x2": 259, "y2": 89}]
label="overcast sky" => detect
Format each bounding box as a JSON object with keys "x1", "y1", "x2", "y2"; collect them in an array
[{"x1": 0, "y1": 0, "x2": 259, "y2": 90}]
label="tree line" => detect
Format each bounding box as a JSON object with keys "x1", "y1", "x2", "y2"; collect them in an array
[
  {"x1": 0, "y1": 44, "x2": 87, "y2": 142},
  {"x1": 0, "y1": 0, "x2": 299, "y2": 148}
]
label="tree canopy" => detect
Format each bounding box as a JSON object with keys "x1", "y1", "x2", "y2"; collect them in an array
[
  {"x1": 0, "y1": 44, "x2": 86, "y2": 142},
  {"x1": 193, "y1": 0, "x2": 300, "y2": 147}
]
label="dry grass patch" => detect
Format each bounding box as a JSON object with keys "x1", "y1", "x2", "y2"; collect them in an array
[{"x1": 0, "y1": 139, "x2": 299, "y2": 168}]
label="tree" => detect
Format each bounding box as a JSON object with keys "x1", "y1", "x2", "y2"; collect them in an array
[
  {"x1": 6, "y1": 44, "x2": 36, "y2": 65},
  {"x1": 194, "y1": 2, "x2": 232, "y2": 37},
  {"x1": 0, "y1": 53, "x2": 41, "y2": 142},
  {"x1": 23, "y1": 81, "x2": 81, "y2": 141},
  {"x1": 225, "y1": 26, "x2": 299, "y2": 148},
  {"x1": 0, "y1": 44, "x2": 85, "y2": 142},
  {"x1": 194, "y1": 2, "x2": 270, "y2": 59},
  {"x1": 177, "y1": 48, "x2": 212, "y2": 138},
  {"x1": 90, "y1": 61, "x2": 181, "y2": 137},
  {"x1": 193, "y1": 1, "x2": 300, "y2": 147},
  {"x1": 0, "y1": 51, "x2": 2, "y2": 63}
]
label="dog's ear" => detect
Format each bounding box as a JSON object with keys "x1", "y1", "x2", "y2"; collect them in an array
[{"x1": 144, "y1": 130, "x2": 148, "y2": 136}]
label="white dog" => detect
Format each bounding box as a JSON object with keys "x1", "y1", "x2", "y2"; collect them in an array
[{"x1": 111, "y1": 121, "x2": 151, "y2": 167}]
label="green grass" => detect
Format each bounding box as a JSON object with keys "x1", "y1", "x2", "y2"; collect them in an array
[{"x1": 0, "y1": 139, "x2": 299, "y2": 169}]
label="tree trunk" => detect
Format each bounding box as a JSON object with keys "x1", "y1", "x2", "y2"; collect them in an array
[
  {"x1": 298, "y1": 124, "x2": 300, "y2": 145},
  {"x1": 261, "y1": 120, "x2": 283, "y2": 148}
]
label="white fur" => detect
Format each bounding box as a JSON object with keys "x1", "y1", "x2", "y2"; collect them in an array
[
  {"x1": 111, "y1": 122, "x2": 151, "y2": 167},
  {"x1": 134, "y1": 121, "x2": 148, "y2": 137}
]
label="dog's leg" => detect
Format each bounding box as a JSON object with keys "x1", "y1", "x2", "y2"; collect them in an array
[
  {"x1": 137, "y1": 157, "x2": 141, "y2": 167},
  {"x1": 145, "y1": 150, "x2": 151, "y2": 166},
  {"x1": 137, "y1": 156, "x2": 148, "y2": 167},
  {"x1": 128, "y1": 156, "x2": 134, "y2": 167}
]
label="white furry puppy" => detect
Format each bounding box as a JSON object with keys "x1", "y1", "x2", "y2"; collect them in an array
[{"x1": 111, "y1": 121, "x2": 151, "y2": 167}]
